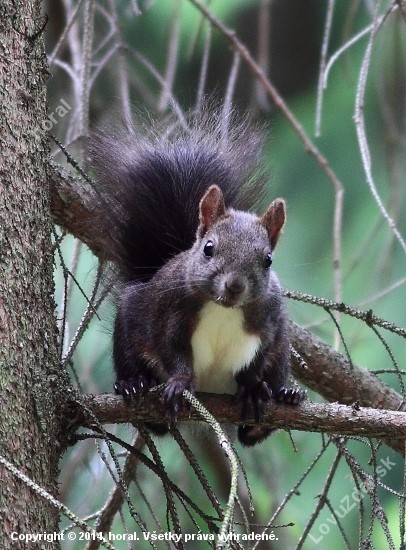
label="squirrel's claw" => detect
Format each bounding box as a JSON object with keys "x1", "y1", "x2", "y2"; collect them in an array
[
  {"x1": 275, "y1": 386, "x2": 306, "y2": 405},
  {"x1": 114, "y1": 374, "x2": 158, "y2": 399},
  {"x1": 162, "y1": 374, "x2": 195, "y2": 419}
]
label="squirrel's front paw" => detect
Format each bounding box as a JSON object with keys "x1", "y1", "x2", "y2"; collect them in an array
[
  {"x1": 275, "y1": 386, "x2": 306, "y2": 405},
  {"x1": 163, "y1": 374, "x2": 195, "y2": 419},
  {"x1": 237, "y1": 380, "x2": 272, "y2": 424},
  {"x1": 114, "y1": 373, "x2": 158, "y2": 399}
]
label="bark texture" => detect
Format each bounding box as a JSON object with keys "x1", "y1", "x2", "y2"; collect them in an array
[{"x1": 0, "y1": 1, "x2": 68, "y2": 547}]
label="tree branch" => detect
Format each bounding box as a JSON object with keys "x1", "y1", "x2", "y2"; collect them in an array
[
  {"x1": 48, "y1": 160, "x2": 103, "y2": 255},
  {"x1": 76, "y1": 392, "x2": 406, "y2": 455},
  {"x1": 290, "y1": 322, "x2": 405, "y2": 411}
]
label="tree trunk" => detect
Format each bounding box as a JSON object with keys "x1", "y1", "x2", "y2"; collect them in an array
[{"x1": 0, "y1": 1, "x2": 68, "y2": 547}]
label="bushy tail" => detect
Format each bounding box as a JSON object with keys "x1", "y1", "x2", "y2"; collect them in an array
[{"x1": 89, "y1": 109, "x2": 268, "y2": 282}]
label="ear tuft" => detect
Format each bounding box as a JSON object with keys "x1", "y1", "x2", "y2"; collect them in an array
[
  {"x1": 261, "y1": 198, "x2": 286, "y2": 250},
  {"x1": 198, "y1": 185, "x2": 226, "y2": 236}
]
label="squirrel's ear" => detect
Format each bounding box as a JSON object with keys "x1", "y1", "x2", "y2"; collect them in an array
[
  {"x1": 198, "y1": 185, "x2": 226, "y2": 236},
  {"x1": 261, "y1": 198, "x2": 286, "y2": 250}
]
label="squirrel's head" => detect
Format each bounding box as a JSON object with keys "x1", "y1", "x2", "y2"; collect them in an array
[
  {"x1": 198, "y1": 184, "x2": 286, "y2": 250},
  {"x1": 190, "y1": 185, "x2": 286, "y2": 307}
]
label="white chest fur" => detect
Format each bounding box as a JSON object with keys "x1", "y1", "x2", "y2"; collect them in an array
[{"x1": 191, "y1": 302, "x2": 261, "y2": 394}]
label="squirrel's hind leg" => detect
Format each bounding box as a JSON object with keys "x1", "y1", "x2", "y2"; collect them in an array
[{"x1": 237, "y1": 386, "x2": 306, "y2": 447}]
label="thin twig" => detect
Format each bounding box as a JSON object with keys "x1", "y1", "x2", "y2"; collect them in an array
[
  {"x1": 322, "y1": 8, "x2": 394, "y2": 89},
  {"x1": 48, "y1": 0, "x2": 87, "y2": 65},
  {"x1": 195, "y1": 23, "x2": 211, "y2": 112},
  {"x1": 62, "y1": 265, "x2": 109, "y2": 368},
  {"x1": 315, "y1": 1, "x2": 343, "y2": 349},
  {"x1": 137, "y1": 426, "x2": 183, "y2": 547},
  {"x1": 296, "y1": 450, "x2": 342, "y2": 549},
  {"x1": 221, "y1": 50, "x2": 241, "y2": 147},
  {"x1": 315, "y1": 0, "x2": 335, "y2": 137},
  {"x1": 89, "y1": 43, "x2": 121, "y2": 87},
  {"x1": 59, "y1": 238, "x2": 83, "y2": 357},
  {"x1": 77, "y1": 397, "x2": 157, "y2": 547},
  {"x1": 183, "y1": 390, "x2": 239, "y2": 548},
  {"x1": 254, "y1": 440, "x2": 331, "y2": 549},
  {"x1": 158, "y1": 0, "x2": 182, "y2": 112},
  {"x1": 108, "y1": 0, "x2": 132, "y2": 123},
  {"x1": 129, "y1": 48, "x2": 189, "y2": 129},
  {"x1": 169, "y1": 425, "x2": 223, "y2": 518},
  {"x1": 78, "y1": 0, "x2": 95, "y2": 144},
  {"x1": 86, "y1": 434, "x2": 143, "y2": 549},
  {"x1": 284, "y1": 289, "x2": 406, "y2": 339},
  {"x1": 255, "y1": 0, "x2": 272, "y2": 110},
  {"x1": 354, "y1": 0, "x2": 406, "y2": 255}
]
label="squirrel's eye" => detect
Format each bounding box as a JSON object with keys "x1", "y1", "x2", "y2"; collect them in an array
[
  {"x1": 203, "y1": 240, "x2": 214, "y2": 257},
  {"x1": 263, "y1": 252, "x2": 272, "y2": 268}
]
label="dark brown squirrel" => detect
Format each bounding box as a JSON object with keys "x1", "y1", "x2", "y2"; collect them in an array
[{"x1": 89, "y1": 111, "x2": 305, "y2": 446}]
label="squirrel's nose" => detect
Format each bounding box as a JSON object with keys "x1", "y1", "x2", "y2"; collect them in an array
[{"x1": 224, "y1": 274, "x2": 247, "y2": 297}]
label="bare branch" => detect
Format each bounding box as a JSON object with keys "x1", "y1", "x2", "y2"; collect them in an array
[
  {"x1": 77, "y1": 392, "x2": 406, "y2": 455},
  {"x1": 158, "y1": 0, "x2": 182, "y2": 112},
  {"x1": 290, "y1": 321, "x2": 405, "y2": 412},
  {"x1": 254, "y1": 0, "x2": 272, "y2": 110},
  {"x1": 315, "y1": 0, "x2": 336, "y2": 137},
  {"x1": 195, "y1": 23, "x2": 211, "y2": 112},
  {"x1": 78, "y1": 0, "x2": 95, "y2": 143},
  {"x1": 354, "y1": 0, "x2": 406, "y2": 255},
  {"x1": 86, "y1": 435, "x2": 145, "y2": 550},
  {"x1": 285, "y1": 290, "x2": 406, "y2": 339},
  {"x1": 48, "y1": 0, "x2": 87, "y2": 65},
  {"x1": 221, "y1": 50, "x2": 241, "y2": 145},
  {"x1": 48, "y1": 161, "x2": 99, "y2": 253}
]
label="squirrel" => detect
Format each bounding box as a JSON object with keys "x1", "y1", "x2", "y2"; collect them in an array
[{"x1": 89, "y1": 110, "x2": 305, "y2": 446}]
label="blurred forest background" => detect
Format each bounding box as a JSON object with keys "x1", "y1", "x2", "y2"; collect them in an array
[{"x1": 43, "y1": 0, "x2": 406, "y2": 548}]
